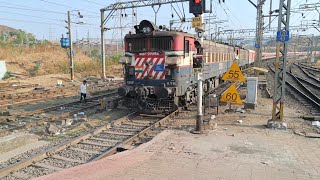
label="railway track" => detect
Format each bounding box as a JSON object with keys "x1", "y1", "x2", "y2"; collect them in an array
[
  {"x1": 0, "y1": 111, "x2": 176, "y2": 179},
  {"x1": 0, "y1": 83, "x2": 38, "y2": 93},
  {"x1": 0, "y1": 92, "x2": 120, "y2": 134},
  {"x1": 0, "y1": 81, "x2": 123, "y2": 109},
  {"x1": 292, "y1": 63, "x2": 320, "y2": 84},
  {"x1": 299, "y1": 63, "x2": 320, "y2": 79},
  {"x1": 0, "y1": 89, "x2": 75, "y2": 109},
  {"x1": 267, "y1": 64, "x2": 320, "y2": 115}
]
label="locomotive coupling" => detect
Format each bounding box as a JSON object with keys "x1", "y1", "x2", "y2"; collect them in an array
[
  {"x1": 118, "y1": 86, "x2": 132, "y2": 97},
  {"x1": 118, "y1": 85, "x2": 173, "y2": 99}
]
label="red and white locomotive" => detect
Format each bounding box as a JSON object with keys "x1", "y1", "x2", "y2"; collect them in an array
[{"x1": 118, "y1": 20, "x2": 255, "y2": 113}]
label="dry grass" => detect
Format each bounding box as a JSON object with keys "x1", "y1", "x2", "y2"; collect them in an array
[{"x1": 0, "y1": 44, "x2": 121, "y2": 77}]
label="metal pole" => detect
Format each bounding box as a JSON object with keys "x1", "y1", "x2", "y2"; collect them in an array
[
  {"x1": 196, "y1": 74, "x2": 203, "y2": 133},
  {"x1": 269, "y1": 0, "x2": 272, "y2": 29},
  {"x1": 68, "y1": 11, "x2": 75, "y2": 81},
  {"x1": 101, "y1": 9, "x2": 106, "y2": 79},
  {"x1": 311, "y1": 35, "x2": 315, "y2": 62},
  {"x1": 254, "y1": 0, "x2": 264, "y2": 70},
  {"x1": 271, "y1": 0, "x2": 291, "y2": 122},
  {"x1": 196, "y1": 14, "x2": 204, "y2": 133}
]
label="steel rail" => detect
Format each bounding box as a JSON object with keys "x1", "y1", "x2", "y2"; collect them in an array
[
  {"x1": 0, "y1": 111, "x2": 176, "y2": 178},
  {"x1": 268, "y1": 64, "x2": 320, "y2": 115},
  {"x1": 294, "y1": 63, "x2": 320, "y2": 84},
  {"x1": 300, "y1": 63, "x2": 320, "y2": 72},
  {"x1": 0, "y1": 92, "x2": 119, "y2": 135}
]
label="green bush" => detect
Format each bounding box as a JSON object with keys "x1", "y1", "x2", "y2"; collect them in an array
[
  {"x1": 2, "y1": 71, "x2": 11, "y2": 80},
  {"x1": 108, "y1": 54, "x2": 122, "y2": 65},
  {"x1": 29, "y1": 63, "x2": 41, "y2": 76}
]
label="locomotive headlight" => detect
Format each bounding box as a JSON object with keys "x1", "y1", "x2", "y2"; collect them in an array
[
  {"x1": 137, "y1": 20, "x2": 158, "y2": 34},
  {"x1": 142, "y1": 27, "x2": 152, "y2": 34}
]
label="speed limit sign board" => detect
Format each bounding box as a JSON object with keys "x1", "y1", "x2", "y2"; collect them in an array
[
  {"x1": 222, "y1": 61, "x2": 246, "y2": 82},
  {"x1": 220, "y1": 83, "x2": 243, "y2": 104}
]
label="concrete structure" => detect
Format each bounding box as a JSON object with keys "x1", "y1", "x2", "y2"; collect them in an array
[
  {"x1": 0, "y1": 60, "x2": 7, "y2": 80},
  {"x1": 0, "y1": 133, "x2": 48, "y2": 163},
  {"x1": 245, "y1": 77, "x2": 258, "y2": 109}
]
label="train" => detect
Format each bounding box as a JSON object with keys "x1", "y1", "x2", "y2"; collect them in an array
[{"x1": 118, "y1": 20, "x2": 255, "y2": 113}]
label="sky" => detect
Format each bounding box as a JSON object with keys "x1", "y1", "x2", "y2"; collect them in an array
[{"x1": 0, "y1": 0, "x2": 319, "y2": 41}]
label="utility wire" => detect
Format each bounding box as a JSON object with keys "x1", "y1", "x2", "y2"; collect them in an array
[
  {"x1": 39, "y1": 0, "x2": 98, "y2": 15},
  {"x1": 0, "y1": 2, "x2": 99, "y2": 18},
  {"x1": 0, "y1": 10, "x2": 64, "y2": 22},
  {"x1": 0, "y1": 17, "x2": 64, "y2": 26},
  {"x1": 82, "y1": 0, "x2": 105, "y2": 6},
  {"x1": 0, "y1": 4, "x2": 67, "y2": 15}
]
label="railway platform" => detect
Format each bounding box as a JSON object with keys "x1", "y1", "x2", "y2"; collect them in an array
[{"x1": 35, "y1": 97, "x2": 320, "y2": 180}]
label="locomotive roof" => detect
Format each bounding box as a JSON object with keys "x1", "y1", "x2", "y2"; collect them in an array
[
  {"x1": 125, "y1": 30, "x2": 194, "y2": 39},
  {"x1": 124, "y1": 30, "x2": 249, "y2": 50}
]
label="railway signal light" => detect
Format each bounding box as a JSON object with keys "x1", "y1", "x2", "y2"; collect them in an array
[{"x1": 189, "y1": 0, "x2": 206, "y2": 15}]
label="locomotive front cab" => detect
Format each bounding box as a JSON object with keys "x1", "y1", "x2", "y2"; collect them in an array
[{"x1": 118, "y1": 20, "x2": 182, "y2": 113}]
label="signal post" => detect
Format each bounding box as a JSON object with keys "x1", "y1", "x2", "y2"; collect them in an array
[{"x1": 190, "y1": 0, "x2": 206, "y2": 133}]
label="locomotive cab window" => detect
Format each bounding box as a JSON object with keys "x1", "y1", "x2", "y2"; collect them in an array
[
  {"x1": 184, "y1": 40, "x2": 190, "y2": 56},
  {"x1": 126, "y1": 38, "x2": 147, "y2": 53}
]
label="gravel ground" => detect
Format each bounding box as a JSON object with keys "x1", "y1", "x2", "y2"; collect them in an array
[
  {"x1": 94, "y1": 133, "x2": 128, "y2": 141},
  {"x1": 56, "y1": 149, "x2": 94, "y2": 162},
  {"x1": 107, "y1": 129, "x2": 136, "y2": 134},
  {"x1": 39, "y1": 157, "x2": 81, "y2": 169},
  {"x1": 116, "y1": 124, "x2": 144, "y2": 130},
  {"x1": 0, "y1": 143, "x2": 53, "y2": 169},
  {"x1": 73, "y1": 143, "x2": 108, "y2": 152},
  {"x1": 84, "y1": 139, "x2": 117, "y2": 146},
  {"x1": 20, "y1": 166, "x2": 55, "y2": 177},
  {"x1": 2, "y1": 175, "x2": 27, "y2": 180}
]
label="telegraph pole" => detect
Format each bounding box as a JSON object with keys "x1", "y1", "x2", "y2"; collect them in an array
[
  {"x1": 101, "y1": 9, "x2": 106, "y2": 79},
  {"x1": 67, "y1": 11, "x2": 75, "y2": 81},
  {"x1": 255, "y1": 0, "x2": 264, "y2": 69},
  {"x1": 270, "y1": 0, "x2": 291, "y2": 125}
]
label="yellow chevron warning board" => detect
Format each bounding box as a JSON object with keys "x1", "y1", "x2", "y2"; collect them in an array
[
  {"x1": 222, "y1": 61, "x2": 246, "y2": 82},
  {"x1": 220, "y1": 83, "x2": 243, "y2": 104}
]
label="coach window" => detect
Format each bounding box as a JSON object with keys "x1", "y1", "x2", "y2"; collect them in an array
[{"x1": 184, "y1": 40, "x2": 190, "y2": 56}]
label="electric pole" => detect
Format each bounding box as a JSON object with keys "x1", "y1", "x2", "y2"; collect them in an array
[
  {"x1": 255, "y1": 0, "x2": 265, "y2": 69},
  {"x1": 67, "y1": 11, "x2": 75, "y2": 81},
  {"x1": 101, "y1": 9, "x2": 106, "y2": 79},
  {"x1": 270, "y1": 0, "x2": 291, "y2": 124}
]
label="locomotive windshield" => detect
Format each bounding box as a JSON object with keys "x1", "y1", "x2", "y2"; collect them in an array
[{"x1": 126, "y1": 36, "x2": 173, "y2": 53}]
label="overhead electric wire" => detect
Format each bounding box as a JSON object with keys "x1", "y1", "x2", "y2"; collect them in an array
[
  {"x1": 0, "y1": 1, "x2": 99, "y2": 19},
  {"x1": 0, "y1": 17, "x2": 64, "y2": 26},
  {"x1": 39, "y1": 0, "x2": 98, "y2": 15},
  {"x1": 82, "y1": 0, "x2": 105, "y2": 6},
  {"x1": 0, "y1": 10, "x2": 64, "y2": 22},
  {"x1": 0, "y1": 4, "x2": 67, "y2": 15}
]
